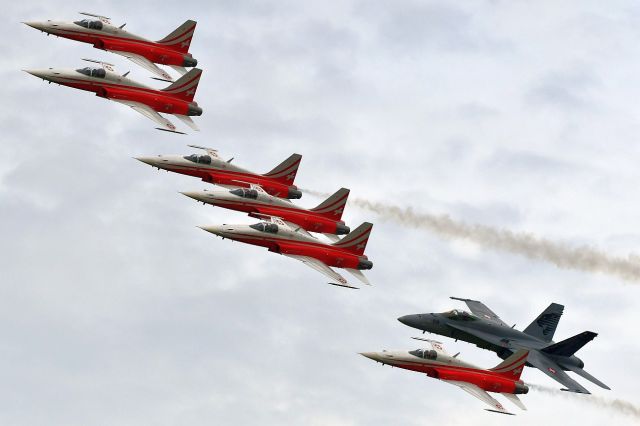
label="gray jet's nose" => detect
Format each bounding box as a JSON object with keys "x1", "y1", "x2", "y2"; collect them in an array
[{"x1": 398, "y1": 314, "x2": 420, "y2": 327}]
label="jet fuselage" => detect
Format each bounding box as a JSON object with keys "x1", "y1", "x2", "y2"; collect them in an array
[
  {"x1": 182, "y1": 188, "x2": 349, "y2": 234},
  {"x1": 24, "y1": 20, "x2": 197, "y2": 68},
  {"x1": 360, "y1": 349, "x2": 529, "y2": 395},
  {"x1": 24, "y1": 67, "x2": 202, "y2": 117},
  {"x1": 136, "y1": 154, "x2": 302, "y2": 199},
  {"x1": 200, "y1": 222, "x2": 372, "y2": 270}
]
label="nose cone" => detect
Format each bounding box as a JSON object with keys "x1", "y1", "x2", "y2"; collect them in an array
[
  {"x1": 135, "y1": 156, "x2": 161, "y2": 167},
  {"x1": 180, "y1": 191, "x2": 209, "y2": 203},
  {"x1": 23, "y1": 21, "x2": 46, "y2": 31},
  {"x1": 359, "y1": 352, "x2": 380, "y2": 362},
  {"x1": 23, "y1": 69, "x2": 50, "y2": 80},
  {"x1": 198, "y1": 225, "x2": 224, "y2": 236},
  {"x1": 398, "y1": 314, "x2": 421, "y2": 328}
]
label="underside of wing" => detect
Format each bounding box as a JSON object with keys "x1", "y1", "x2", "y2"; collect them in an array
[
  {"x1": 443, "y1": 380, "x2": 514, "y2": 415},
  {"x1": 450, "y1": 297, "x2": 508, "y2": 326},
  {"x1": 526, "y1": 350, "x2": 590, "y2": 394},
  {"x1": 174, "y1": 114, "x2": 200, "y2": 131},
  {"x1": 109, "y1": 50, "x2": 173, "y2": 81},
  {"x1": 283, "y1": 254, "x2": 358, "y2": 289},
  {"x1": 345, "y1": 268, "x2": 371, "y2": 285},
  {"x1": 169, "y1": 65, "x2": 188, "y2": 75},
  {"x1": 111, "y1": 99, "x2": 182, "y2": 133}
]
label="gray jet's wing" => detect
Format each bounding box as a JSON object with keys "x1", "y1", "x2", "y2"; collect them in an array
[
  {"x1": 526, "y1": 350, "x2": 590, "y2": 394},
  {"x1": 451, "y1": 297, "x2": 508, "y2": 326}
]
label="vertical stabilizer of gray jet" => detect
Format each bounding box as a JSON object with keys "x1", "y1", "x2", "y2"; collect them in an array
[{"x1": 523, "y1": 303, "x2": 564, "y2": 342}]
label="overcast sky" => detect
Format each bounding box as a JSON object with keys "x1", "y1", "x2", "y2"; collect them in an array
[{"x1": 2, "y1": 1, "x2": 640, "y2": 425}]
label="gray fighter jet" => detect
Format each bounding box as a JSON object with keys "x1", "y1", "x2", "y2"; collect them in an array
[{"x1": 398, "y1": 297, "x2": 609, "y2": 394}]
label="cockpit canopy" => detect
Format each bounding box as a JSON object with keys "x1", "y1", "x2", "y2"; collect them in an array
[
  {"x1": 183, "y1": 154, "x2": 212, "y2": 165},
  {"x1": 249, "y1": 222, "x2": 278, "y2": 233},
  {"x1": 76, "y1": 67, "x2": 106, "y2": 78},
  {"x1": 409, "y1": 349, "x2": 438, "y2": 360},
  {"x1": 74, "y1": 19, "x2": 103, "y2": 30},
  {"x1": 230, "y1": 188, "x2": 258, "y2": 199},
  {"x1": 444, "y1": 309, "x2": 477, "y2": 321}
]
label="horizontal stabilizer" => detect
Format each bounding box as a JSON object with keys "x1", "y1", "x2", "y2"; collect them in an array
[
  {"x1": 542, "y1": 331, "x2": 597, "y2": 357},
  {"x1": 562, "y1": 365, "x2": 611, "y2": 390}
]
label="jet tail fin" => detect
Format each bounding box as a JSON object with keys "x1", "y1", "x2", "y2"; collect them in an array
[
  {"x1": 162, "y1": 68, "x2": 202, "y2": 102},
  {"x1": 489, "y1": 349, "x2": 529, "y2": 380},
  {"x1": 523, "y1": 303, "x2": 564, "y2": 342},
  {"x1": 262, "y1": 154, "x2": 302, "y2": 185},
  {"x1": 542, "y1": 331, "x2": 597, "y2": 357},
  {"x1": 331, "y1": 222, "x2": 373, "y2": 256},
  {"x1": 156, "y1": 20, "x2": 197, "y2": 53},
  {"x1": 310, "y1": 188, "x2": 349, "y2": 220}
]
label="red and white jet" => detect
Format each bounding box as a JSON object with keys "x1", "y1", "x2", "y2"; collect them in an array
[
  {"x1": 181, "y1": 185, "x2": 350, "y2": 235},
  {"x1": 199, "y1": 217, "x2": 373, "y2": 288},
  {"x1": 24, "y1": 13, "x2": 197, "y2": 81},
  {"x1": 136, "y1": 146, "x2": 303, "y2": 199},
  {"x1": 24, "y1": 60, "x2": 202, "y2": 133},
  {"x1": 361, "y1": 339, "x2": 530, "y2": 415}
]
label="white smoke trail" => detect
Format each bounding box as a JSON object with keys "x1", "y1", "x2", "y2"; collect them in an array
[
  {"x1": 304, "y1": 190, "x2": 640, "y2": 282},
  {"x1": 528, "y1": 384, "x2": 640, "y2": 419}
]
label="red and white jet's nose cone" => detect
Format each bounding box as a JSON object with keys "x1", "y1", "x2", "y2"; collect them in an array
[
  {"x1": 23, "y1": 69, "x2": 50, "y2": 80},
  {"x1": 359, "y1": 352, "x2": 380, "y2": 361},
  {"x1": 198, "y1": 225, "x2": 223, "y2": 236},
  {"x1": 134, "y1": 156, "x2": 158, "y2": 166},
  {"x1": 180, "y1": 191, "x2": 208, "y2": 202},
  {"x1": 23, "y1": 21, "x2": 46, "y2": 31}
]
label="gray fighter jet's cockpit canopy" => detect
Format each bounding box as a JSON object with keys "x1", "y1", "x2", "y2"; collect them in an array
[
  {"x1": 230, "y1": 188, "x2": 258, "y2": 199},
  {"x1": 409, "y1": 349, "x2": 438, "y2": 360},
  {"x1": 183, "y1": 154, "x2": 212, "y2": 165},
  {"x1": 74, "y1": 19, "x2": 104, "y2": 30},
  {"x1": 444, "y1": 309, "x2": 478, "y2": 321},
  {"x1": 76, "y1": 67, "x2": 106, "y2": 78},
  {"x1": 250, "y1": 222, "x2": 278, "y2": 233}
]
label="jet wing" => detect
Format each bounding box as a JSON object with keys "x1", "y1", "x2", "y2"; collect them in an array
[
  {"x1": 450, "y1": 297, "x2": 508, "y2": 326},
  {"x1": 111, "y1": 100, "x2": 183, "y2": 134},
  {"x1": 174, "y1": 114, "x2": 200, "y2": 131},
  {"x1": 526, "y1": 350, "x2": 591, "y2": 394},
  {"x1": 109, "y1": 50, "x2": 173, "y2": 81},
  {"x1": 283, "y1": 254, "x2": 358, "y2": 289},
  {"x1": 443, "y1": 380, "x2": 514, "y2": 415}
]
